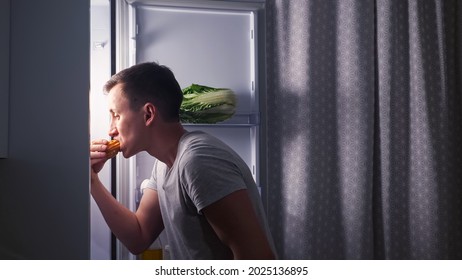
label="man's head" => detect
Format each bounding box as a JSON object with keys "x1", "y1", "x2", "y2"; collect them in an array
[
  {"x1": 104, "y1": 62, "x2": 183, "y2": 122},
  {"x1": 104, "y1": 62, "x2": 184, "y2": 158}
]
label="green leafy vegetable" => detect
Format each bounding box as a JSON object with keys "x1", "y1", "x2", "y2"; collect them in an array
[{"x1": 180, "y1": 84, "x2": 237, "y2": 124}]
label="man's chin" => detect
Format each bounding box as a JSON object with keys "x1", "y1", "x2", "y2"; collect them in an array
[{"x1": 121, "y1": 150, "x2": 135, "y2": 158}]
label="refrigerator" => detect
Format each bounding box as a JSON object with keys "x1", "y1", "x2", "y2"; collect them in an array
[{"x1": 90, "y1": 0, "x2": 267, "y2": 260}]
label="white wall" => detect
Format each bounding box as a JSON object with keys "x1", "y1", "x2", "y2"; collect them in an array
[{"x1": 0, "y1": 0, "x2": 90, "y2": 259}]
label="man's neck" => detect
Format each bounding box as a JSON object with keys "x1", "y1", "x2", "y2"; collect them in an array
[{"x1": 147, "y1": 122, "x2": 186, "y2": 168}]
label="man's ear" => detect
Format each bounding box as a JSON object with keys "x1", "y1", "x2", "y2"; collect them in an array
[{"x1": 143, "y1": 103, "x2": 156, "y2": 126}]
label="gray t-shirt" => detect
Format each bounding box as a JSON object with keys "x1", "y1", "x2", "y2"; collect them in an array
[{"x1": 142, "y1": 130, "x2": 275, "y2": 259}]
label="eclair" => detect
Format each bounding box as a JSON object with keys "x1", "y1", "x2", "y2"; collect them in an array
[{"x1": 106, "y1": 139, "x2": 120, "y2": 159}]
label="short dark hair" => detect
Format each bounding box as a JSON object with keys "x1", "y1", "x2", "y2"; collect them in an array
[{"x1": 103, "y1": 62, "x2": 183, "y2": 122}]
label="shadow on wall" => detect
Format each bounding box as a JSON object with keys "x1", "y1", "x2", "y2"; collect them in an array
[{"x1": 265, "y1": 0, "x2": 346, "y2": 259}]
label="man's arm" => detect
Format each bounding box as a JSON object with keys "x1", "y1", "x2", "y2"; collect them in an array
[
  {"x1": 91, "y1": 176, "x2": 164, "y2": 255},
  {"x1": 202, "y1": 189, "x2": 275, "y2": 259},
  {"x1": 90, "y1": 139, "x2": 163, "y2": 255}
]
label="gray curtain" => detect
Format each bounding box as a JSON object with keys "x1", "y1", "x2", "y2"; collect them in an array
[{"x1": 265, "y1": 0, "x2": 462, "y2": 259}]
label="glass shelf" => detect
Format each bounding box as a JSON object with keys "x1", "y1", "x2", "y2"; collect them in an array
[{"x1": 181, "y1": 113, "x2": 260, "y2": 127}]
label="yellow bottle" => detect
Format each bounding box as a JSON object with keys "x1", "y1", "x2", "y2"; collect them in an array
[{"x1": 139, "y1": 238, "x2": 163, "y2": 260}]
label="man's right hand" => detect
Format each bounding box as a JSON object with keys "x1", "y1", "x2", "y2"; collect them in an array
[{"x1": 90, "y1": 139, "x2": 111, "y2": 174}]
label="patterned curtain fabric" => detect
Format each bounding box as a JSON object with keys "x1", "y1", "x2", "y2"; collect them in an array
[{"x1": 265, "y1": 0, "x2": 462, "y2": 259}]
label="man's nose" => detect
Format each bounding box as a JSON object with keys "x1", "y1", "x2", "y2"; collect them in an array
[{"x1": 108, "y1": 127, "x2": 118, "y2": 137}]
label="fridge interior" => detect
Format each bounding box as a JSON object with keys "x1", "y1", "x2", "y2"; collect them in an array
[{"x1": 91, "y1": 0, "x2": 266, "y2": 260}]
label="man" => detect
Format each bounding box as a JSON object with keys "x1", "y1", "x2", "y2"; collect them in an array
[{"x1": 90, "y1": 62, "x2": 276, "y2": 259}]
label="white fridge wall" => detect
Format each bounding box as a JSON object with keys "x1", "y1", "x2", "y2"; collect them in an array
[{"x1": 136, "y1": 6, "x2": 255, "y2": 112}]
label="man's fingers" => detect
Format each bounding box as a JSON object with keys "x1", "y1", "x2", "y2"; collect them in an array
[
  {"x1": 91, "y1": 150, "x2": 107, "y2": 158},
  {"x1": 91, "y1": 139, "x2": 109, "y2": 146},
  {"x1": 90, "y1": 143, "x2": 108, "y2": 153}
]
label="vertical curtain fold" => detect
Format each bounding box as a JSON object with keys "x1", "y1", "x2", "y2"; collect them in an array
[{"x1": 266, "y1": 0, "x2": 462, "y2": 259}]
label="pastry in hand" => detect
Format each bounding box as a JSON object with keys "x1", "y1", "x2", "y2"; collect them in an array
[{"x1": 106, "y1": 139, "x2": 120, "y2": 159}]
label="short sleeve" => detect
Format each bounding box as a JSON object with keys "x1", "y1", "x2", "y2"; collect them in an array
[{"x1": 179, "y1": 149, "x2": 246, "y2": 213}]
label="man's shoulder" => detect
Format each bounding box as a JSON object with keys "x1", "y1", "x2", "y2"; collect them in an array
[
  {"x1": 178, "y1": 131, "x2": 234, "y2": 167},
  {"x1": 180, "y1": 130, "x2": 228, "y2": 151},
  {"x1": 182, "y1": 130, "x2": 215, "y2": 143}
]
